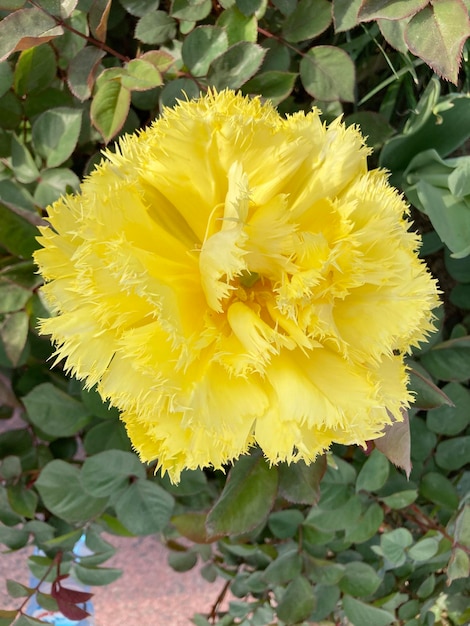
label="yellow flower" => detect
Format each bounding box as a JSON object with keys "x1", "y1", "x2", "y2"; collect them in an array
[{"x1": 35, "y1": 90, "x2": 439, "y2": 482}]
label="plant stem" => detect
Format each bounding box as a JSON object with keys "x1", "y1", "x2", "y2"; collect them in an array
[
  {"x1": 11, "y1": 551, "x2": 63, "y2": 624},
  {"x1": 27, "y1": 0, "x2": 130, "y2": 63}
]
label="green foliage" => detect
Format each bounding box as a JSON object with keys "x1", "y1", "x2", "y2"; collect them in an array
[{"x1": 1, "y1": 0, "x2": 470, "y2": 624}]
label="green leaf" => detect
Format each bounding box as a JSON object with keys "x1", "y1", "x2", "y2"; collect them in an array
[
  {"x1": 381, "y1": 528, "x2": 413, "y2": 566},
  {"x1": 300, "y1": 45, "x2": 355, "y2": 102},
  {"x1": 308, "y1": 559, "x2": 345, "y2": 585},
  {"x1": 0, "y1": 128, "x2": 11, "y2": 157},
  {"x1": 378, "y1": 16, "x2": 409, "y2": 53},
  {"x1": 380, "y1": 84, "x2": 470, "y2": 181},
  {"x1": 217, "y1": 6, "x2": 257, "y2": 45},
  {"x1": 114, "y1": 479, "x2": 174, "y2": 535},
  {"x1": 380, "y1": 489, "x2": 418, "y2": 509},
  {"x1": 159, "y1": 78, "x2": 200, "y2": 109},
  {"x1": 0, "y1": 455, "x2": 22, "y2": 480},
  {"x1": 282, "y1": 0, "x2": 332, "y2": 42},
  {"x1": 134, "y1": 11, "x2": 177, "y2": 44},
  {"x1": 73, "y1": 564, "x2": 122, "y2": 586},
  {"x1": 420, "y1": 337, "x2": 470, "y2": 381},
  {"x1": 436, "y1": 436, "x2": 470, "y2": 470},
  {"x1": 398, "y1": 599, "x2": 420, "y2": 620},
  {"x1": 67, "y1": 46, "x2": 106, "y2": 101},
  {"x1": 243, "y1": 70, "x2": 297, "y2": 105},
  {"x1": 451, "y1": 283, "x2": 470, "y2": 309},
  {"x1": 14, "y1": 44, "x2": 56, "y2": 96},
  {"x1": 206, "y1": 452, "x2": 278, "y2": 537},
  {"x1": 7, "y1": 483, "x2": 38, "y2": 518},
  {"x1": 276, "y1": 575, "x2": 316, "y2": 624},
  {"x1": 35, "y1": 459, "x2": 108, "y2": 523},
  {"x1": 0, "y1": 485, "x2": 23, "y2": 525},
  {"x1": 236, "y1": 0, "x2": 265, "y2": 16},
  {"x1": 448, "y1": 158, "x2": 470, "y2": 196},
  {"x1": 447, "y1": 547, "x2": 470, "y2": 583},
  {"x1": 171, "y1": 0, "x2": 211, "y2": 21},
  {"x1": 278, "y1": 456, "x2": 326, "y2": 505},
  {"x1": 410, "y1": 180, "x2": 470, "y2": 259},
  {"x1": 33, "y1": 168, "x2": 80, "y2": 208},
  {"x1": 356, "y1": 449, "x2": 390, "y2": 493},
  {"x1": 81, "y1": 450, "x2": 146, "y2": 497},
  {"x1": 139, "y1": 49, "x2": 174, "y2": 73},
  {"x1": 81, "y1": 386, "x2": 120, "y2": 421},
  {"x1": 83, "y1": 419, "x2": 131, "y2": 455},
  {"x1": 118, "y1": 0, "x2": 159, "y2": 16},
  {"x1": 0, "y1": 0, "x2": 26, "y2": 7},
  {"x1": 23, "y1": 382, "x2": 92, "y2": 437},
  {"x1": 0, "y1": 90, "x2": 22, "y2": 129},
  {"x1": 345, "y1": 111, "x2": 394, "y2": 151},
  {"x1": 182, "y1": 26, "x2": 229, "y2": 77},
  {"x1": 344, "y1": 501, "x2": 384, "y2": 543},
  {"x1": 0, "y1": 429, "x2": 34, "y2": 460},
  {"x1": 168, "y1": 550, "x2": 198, "y2": 572},
  {"x1": 410, "y1": 416, "x2": 437, "y2": 462},
  {"x1": 12, "y1": 616, "x2": 48, "y2": 626},
  {"x1": 405, "y1": 0, "x2": 470, "y2": 84},
  {"x1": 11, "y1": 135, "x2": 40, "y2": 184},
  {"x1": 35, "y1": 0, "x2": 78, "y2": 18},
  {"x1": 32, "y1": 107, "x2": 82, "y2": 168},
  {"x1": 310, "y1": 583, "x2": 340, "y2": 622},
  {"x1": 0, "y1": 525, "x2": 29, "y2": 549},
  {"x1": 0, "y1": 311, "x2": 29, "y2": 366},
  {"x1": 6, "y1": 579, "x2": 33, "y2": 598},
  {"x1": 268, "y1": 509, "x2": 304, "y2": 539},
  {"x1": 408, "y1": 537, "x2": 440, "y2": 562},
  {"x1": 0, "y1": 8, "x2": 63, "y2": 62},
  {"x1": 445, "y1": 249, "x2": 470, "y2": 283},
  {"x1": 358, "y1": 0, "x2": 429, "y2": 21},
  {"x1": 333, "y1": 0, "x2": 362, "y2": 32},
  {"x1": 455, "y1": 503, "x2": 470, "y2": 547},
  {"x1": 97, "y1": 512, "x2": 134, "y2": 536},
  {"x1": 343, "y1": 596, "x2": 395, "y2": 626},
  {"x1": 121, "y1": 58, "x2": 163, "y2": 91},
  {"x1": 0, "y1": 282, "x2": 31, "y2": 313},
  {"x1": 0, "y1": 61, "x2": 13, "y2": 98},
  {"x1": 305, "y1": 494, "x2": 362, "y2": 532},
  {"x1": 263, "y1": 549, "x2": 302, "y2": 584},
  {"x1": 91, "y1": 78, "x2": 131, "y2": 142},
  {"x1": 0, "y1": 180, "x2": 36, "y2": 217},
  {"x1": 426, "y1": 382, "x2": 470, "y2": 435},
  {"x1": 208, "y1": 42, "x2": 266, "y2": 89},
  {"x1": 408, "y1": 365, "x2": 454, "y2": 410},
  {"x1": 339, "y1": 561, "x2": 382, "y2": 597},
  {"x1": 171, "y1": 511, "x2": 213, "y2": 543},
  {"x1": 260, "y1": 39, "x2": 290, "y2": 72}
]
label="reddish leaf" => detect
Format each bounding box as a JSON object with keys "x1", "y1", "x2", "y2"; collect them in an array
[
  {"x1": 0, "y1": 8, "x2": 63, "y2": 61},
  {"x1": 51, "y1": 581, "x2": 93, "y2": 604},
  {"x1": 89, "y1": 0, "x2": 112, "y2": 42},
  {"x1": 55, "y1": 597, "x2": 91, "y2": 621},
  {"x1": 358, "y1": 0, "x2": 429, "y2": 21},
  {"x1": 405, "y1": 0, "x2": 470, "y2": 83},
  {"x1": 373, "y1": 409, "x2": 412, "y2": 478}
]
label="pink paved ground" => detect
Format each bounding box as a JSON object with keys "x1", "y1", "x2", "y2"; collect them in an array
[{"x1": 1, "y1": 535, "x2": 227, "y2": 625}]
